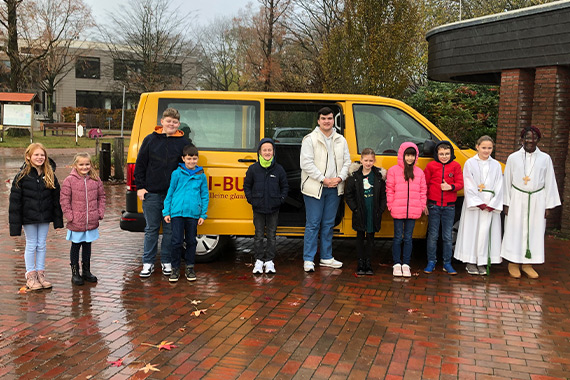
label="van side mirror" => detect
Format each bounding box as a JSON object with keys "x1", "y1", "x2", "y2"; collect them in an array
[{"x1": 423, "y1": 140, "x2": 436, "y2": 157}]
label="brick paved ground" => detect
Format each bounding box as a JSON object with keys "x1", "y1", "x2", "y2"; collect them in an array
[{"x1": 1, "y1": 153, "x2": 569, "y2": 379}]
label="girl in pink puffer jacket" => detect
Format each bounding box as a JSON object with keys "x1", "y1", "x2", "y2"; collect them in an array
[
  {"x1": 60, "y1": 152, "x2": 106, "y2": 286},
  {"x1": 386, "y1": 142, "x2": 427, "y2": 277}
]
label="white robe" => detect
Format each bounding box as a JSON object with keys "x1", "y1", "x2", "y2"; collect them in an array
[
  {"x1": 454, "y1": 155, "x2": 503, "y2": 265},
  {"x1": 500, "y1": 147, "x2": 561, "y2": 264}
]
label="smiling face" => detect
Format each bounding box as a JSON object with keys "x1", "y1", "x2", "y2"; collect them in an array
[
  {"x1": 317, "y1": 113, "x2": 334, "y2": 135},
  {"x1": 522, "y1": 130, "x2": 539, "y2": 153},
  {"x1": 259, "y1": 142, "x2": 274, "y2": 161},
  {"x1": 404, "y1": 153, "x2": 416, "y2": 166},
  {"x1": 476, "y1": 140, "x2": 494, "y2": 160},
  {"x1": 183, "y1": 154, "x2": 199, "y2": 170},
  {"x1": 437, "y1": 147, "x2": 451, "y2": 164},
  {"x1": 161, "y1": 116, "x2": 181, "y2": 136},
  {"x1": 361, "y1": 153, "x2": 375, "y2": 171},
  {"x1": 75, "y1": 157, "x2": 92, "y2": 176},
  {"x1": 28, "y1": 148, "x2": 46, "y2": 170}
]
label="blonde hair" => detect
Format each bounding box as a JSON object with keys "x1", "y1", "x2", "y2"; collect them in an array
[
  {"x1": 16, "y1": 143, "x2": 56, "y2": 189},
  {"x1": 476, "y1": 135, "x2": 494, "y2": 146},
  {"x1": 360, "y1": 148, "x2": 376, "y2": 157},
  {"x1": 72, "y1": 152, "x2": 99, "y2": 181}
]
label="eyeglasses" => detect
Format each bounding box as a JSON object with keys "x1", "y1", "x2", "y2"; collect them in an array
[{"x1": 438, "y1": 152, "x2": 451, "y2": 156}]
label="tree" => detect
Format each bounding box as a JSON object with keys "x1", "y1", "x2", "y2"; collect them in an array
[
  {"x1": 320, "y1": 0, "x2": 424, "y2": 98},
  {"x1": 100, "y1": 0, "x2": 196, "y2": 93}
]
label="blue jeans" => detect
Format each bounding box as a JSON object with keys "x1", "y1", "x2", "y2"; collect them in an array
[
  {"x1": 303, "y1": 187, "x2": 341, "y2": 262},
  {"x1": 392, "y1": 219, "x2": 416, "y2": 265},
  {"x1": 426, "y1": 204, "x2": 455, "y2": 264},
  {"x1": 23, "y1": 223, "x2": 50, "y2": 273},
  {"x1": 170, "y1": 217, "x2": 198, "y2": 268},
  {"x1": 253, "y1": 211, "x2": 279, "y2": 261},
  {"x1": 142, "y1": 192, "x2": 171, "y2": 264}
]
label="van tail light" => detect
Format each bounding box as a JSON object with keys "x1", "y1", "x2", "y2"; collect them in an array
[{"x1": 126, "y1": 163, "x2": 136, "y2": 191}]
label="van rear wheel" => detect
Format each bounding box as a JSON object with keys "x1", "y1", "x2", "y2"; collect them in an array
[{"x1": 195, "y1": 235, "x2": 229, "y2": 263}]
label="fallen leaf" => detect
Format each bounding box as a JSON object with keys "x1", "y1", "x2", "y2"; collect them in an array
[
  {"x1": 86, "y1": 376, "x2": 93, "y2": 379},
  {"x1": 190, "y1": 300, "x2": 202, "y2": 305},
  {"x1": 407, "y1": 308, "x2": 419, "y2": 313},
  {"x1": 112, "y1": 320, "x2": 120, "y2": 323},
  {"x1": 37, "y1": 310, "x2": 45, "y2": 314},
  {"x1": 192, "y1": 309, "x2": 207, "y2": 317},
  {"x1": 178, "y1": 328, "x2": 186, "y2": 332},
  {"x1": 354, "y1": 273, "x2": 359, "y2": 277},
  {"x1": 18, "y1": 286, "x2": 28, "y2": 294},
  {"x1": 138, "y1": 363, "x2": 160, "y2": 373},
  {"x1": 412, "y1": 272, "x2": 420, "y2": 277},
  {"x1": 108, "y1": 358, "x2": 123, "y2": 367},
  {"x1": 14, "y1": 249, "x2": 21, "y2": 252},
  {"x1": 353, "y1": 312, "x2": 362, "y2": 316},
  {"x1": 237, "y1": 275, "x2": 249, "y2": 280},
  {"x1": 157, "y1": 341, "x2": 177, "y2": 351},
  {"x1": 245, "y1": 263, "x2": 253, "y2": 267},
  {"x1": 264, "y1": 296, "x2": 271, "y2": 301}
]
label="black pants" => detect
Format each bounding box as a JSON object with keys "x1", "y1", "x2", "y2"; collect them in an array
[
  {"x1": 253, "y1": 211, "x2": 279, "y2": 261},
  {"x1": 356, "y1": 231, "x2": 375, "y2": 260},
  {"x1": 70, "y1": 242, "x2": 91, "y2": 266}
]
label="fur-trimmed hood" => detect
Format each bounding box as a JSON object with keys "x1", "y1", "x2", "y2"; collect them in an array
[{"x1": 348, "y1": 161, "x2": 387, "y2": 180}]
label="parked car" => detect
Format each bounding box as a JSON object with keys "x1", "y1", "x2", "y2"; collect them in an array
[{"x1": 272, "y1": 128, "x2": 312, "y2": 144}]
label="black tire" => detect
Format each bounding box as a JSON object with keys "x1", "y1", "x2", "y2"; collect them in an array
[{"x1": 195, "y1": 235, "x2": 230, "y2": 263}]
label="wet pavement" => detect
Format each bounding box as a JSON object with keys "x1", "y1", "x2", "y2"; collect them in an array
[{"x1": 1, "y1": 151, "x2": 570, "y2": 379}]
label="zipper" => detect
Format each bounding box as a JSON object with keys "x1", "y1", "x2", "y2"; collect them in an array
[
  {"x1": 84, "y1": 177, "x2": 89, "y2": 229},
  {"x1": 441, "y1": 163, "x2": 445, "y2": 206},
  {"x1": 406, "y1": 181, "x2": 410, "y2": 219}
]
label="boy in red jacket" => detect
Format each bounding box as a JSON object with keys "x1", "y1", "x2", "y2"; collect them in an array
[{"x1": 423, "y1": 141, "x2": 463, "y2": 275}]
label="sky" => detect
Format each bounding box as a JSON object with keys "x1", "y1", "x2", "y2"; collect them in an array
[{"x1": 83, "y1": 0, "x2": 253, "y2": 30}]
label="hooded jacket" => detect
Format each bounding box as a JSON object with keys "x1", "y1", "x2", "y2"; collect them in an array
[
  {"x1": 163, "y1": 163, "x2": 209, "y2": 220},
  {"x1": 243, "y1": 138, "x2": 289, "y2": 214},
  {"x1": 345, "y1": 163, "x2": 387, "y2": 232},
  {"x1": 60, "y1": 168, "x2": 106, "y2": 232},
  {"x1": 386, "y1": 142, "x2": 427, "y2": 219},
  {"x1": 134, "y1": 125, "x2": 191, "y2": 193},
  {"x1": 424, "y1": 141, "x2": 464, "y2": 206},
  {"x1": 9, "y1": 163, "x2": 64, "y2": 236}
]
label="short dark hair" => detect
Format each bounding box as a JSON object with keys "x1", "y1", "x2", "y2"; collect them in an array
[
  {"x1": 317, "y1": 107, "x2": 334, "y2": 117},
  {"x1": 162, "y1": 107, "x2": 180, "y2": 120},
  {"x1": 437, "y1": 142, "x2": 452, "y2": 152},
  {"x1": 182, "y1": 144, "x2": 199, "y2": 157}
]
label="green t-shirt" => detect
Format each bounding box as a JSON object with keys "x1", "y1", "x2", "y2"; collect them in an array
[{"x1": 363, "y1": 171, "x2": 375, "y2": 233}]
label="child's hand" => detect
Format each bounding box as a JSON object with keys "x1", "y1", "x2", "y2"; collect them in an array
[
  {"x1": 164, "y1": 215, "x2": 171, "y2": 223},
  {"x1": 485, "y1": 206, "x2": 495, "y2": 212},
  {"x1": 477, "y1": 204, "x2": 487, "y2": 211},
  {"x1": 137, "y1": 189, "x2": 148, "y2": 201},
  {"x1": 440, "y1": 181, "x2": 452, "y2": 191},
  {"x1": 423, "y1": 206, "x2": 429, "y2": 215},
  {"x1": 198, "y1": 218, "x2": 205, "y2": 225}
]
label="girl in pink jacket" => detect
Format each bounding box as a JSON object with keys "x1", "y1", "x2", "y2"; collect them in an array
[
  {"x1": 60, "y1": 153, "x2": 106, "y2": 286},
  {"x1": 386, "y1": 142, "x2": 427, "y2": 277}
]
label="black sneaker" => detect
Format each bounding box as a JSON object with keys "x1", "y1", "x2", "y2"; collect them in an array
[
  {"x1": 169, "y1": 267, "x2": 180, "y2": 282},
  {"x1": 364, "y1": 259, "x2": 374, "y2": 275},
  {"x1": 186, "y1": 267, "x2": 197, "y2": 281},
  {"x1": 356, "y1": 259, "x2": 366, "y2": 276}
]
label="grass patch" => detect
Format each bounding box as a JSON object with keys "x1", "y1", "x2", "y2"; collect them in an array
[{"x1": 0, "y1": 133, "x2": 130, "y2": 149}]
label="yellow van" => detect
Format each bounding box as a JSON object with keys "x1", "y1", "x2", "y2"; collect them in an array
[{"x1": 120, "y1": 91, "x2": 475, "y2": 261}]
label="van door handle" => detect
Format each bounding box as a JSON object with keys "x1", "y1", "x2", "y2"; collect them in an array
[{"x1": 238, "y1": 159, "x2": 257, "y2": 163}]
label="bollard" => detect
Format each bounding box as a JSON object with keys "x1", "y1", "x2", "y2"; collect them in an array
[
  {"x1": 99, "y1": 142, "x2": 111, "y2": 181},
  {"x1": 113, "y1": 138, "x2": 125, "y2": 180}
]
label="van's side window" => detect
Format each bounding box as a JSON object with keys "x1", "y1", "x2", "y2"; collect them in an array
[
  {"x1": 353, "y1": 104, "x2": 432, "y2": 155},
  {"x1": 157, "y1": 99, "x2": 259, "y2": 150}
]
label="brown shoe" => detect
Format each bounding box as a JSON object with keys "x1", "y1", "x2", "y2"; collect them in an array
[
  {"x1": 508, "y1": 263, "x2": 521, "y2": 279},
  {"x1": 36, "y1": 270, "x2": 52, "y2": 289},
  {"x1": 521, "y1": 264, "x2": 539, "y2": 279},
  {"x1": 25, "y1": 271, "x2": 43, "y2": 291}
]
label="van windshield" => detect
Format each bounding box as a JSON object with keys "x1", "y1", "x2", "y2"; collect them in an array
[
  {"x1": 353, "y1": 104, "x2": 433, "y2": 156},
  {"x1": 158, "y1": 99, "x2": 259, "y2": 150}
]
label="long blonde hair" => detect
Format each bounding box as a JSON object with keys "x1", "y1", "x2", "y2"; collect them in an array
[
  {"x1": 72, "y1": 152, "x2": 99, "y2": 181},
  {"x1": 16, "y1": 143, "x2": 56, "y2": 189}
]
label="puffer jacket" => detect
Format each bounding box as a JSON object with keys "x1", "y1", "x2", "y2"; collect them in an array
[
  {"x1": 162, "y1": 164, "x2": 209, "y2": 219},
  {"x1": 386, "y1": 142, "x2": 427, "y2": 219},
  {"x1": 60, "y1": 169, "x2": 106, "y2": 232},
  {"x1": 424, "y1": 141, "x2": 464, "y2": 206},
  {"x1": 9, "y1": 166, "x2": 64, "y2": 236},
  {"x1": 244, "y1": 138, "x2": 289, "y2": 214},
  {"x1": 345, "y1": 163, "x2": 387, "y2": 232}
]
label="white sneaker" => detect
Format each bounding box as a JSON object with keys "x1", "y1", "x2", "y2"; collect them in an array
[
  {"x1": 320, "y1": 258, "x2": 343, "y2": 268},
  {"x1": 393, "y1": 264, "x2": 402, "y2": 277},
  {"x1": 303, "y1": 261, "x2": 315, "y2": 272},
  {"x1": 253, "y1": 260, "x2": 264, "y2": 274},
  {"x1": 264, "y1": 261, "x2": 276, "y2": 274},
  {"x1": 140, "y1": 263, "x2": 154, "y2": 278},
  {"x1": 402, "y1": 264, "x2": 412, "y2": 277},
  {"x1": 161, "y1": 263, "x2": 172, "y2": 276}
]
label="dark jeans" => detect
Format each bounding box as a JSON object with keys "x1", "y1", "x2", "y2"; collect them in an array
[
  {"x1": 170, "y1": 217, "x2": 198, "y2": 268},
  {"x1": 142, "y1": 192, "x2": 171, "y2": 264},
  {"x1": 392, "y1": 218, "x2": 416, "y2": 265},
  {"x1": 356, "y1": 231, "x2": 375, "y2": 260},
  {"x1": 426, "y1": 204, "x2": 455, "y2": 264},
  {"x1": 253, "y1": 211, "x2": 279, "y2": 261}
]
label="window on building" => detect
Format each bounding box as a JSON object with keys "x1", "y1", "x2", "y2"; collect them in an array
[{"x1": 76, "y1": 57, "x2": 100, "y2": 79}]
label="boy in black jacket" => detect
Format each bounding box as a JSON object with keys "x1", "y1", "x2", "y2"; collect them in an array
[
  {"x1": 134, "y1": 108, "x2": 191, "y2": 278},
  {"x1": 243, "y1": 138, "x2": 289, "y2": 274}
]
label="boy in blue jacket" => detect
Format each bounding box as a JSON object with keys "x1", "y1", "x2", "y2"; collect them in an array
[
  {"x1": 244, "y1": 138, "x2": 289, "y2": 274},
  {"x1": 163, "y1": 144, "x2": 209, "y2": 282}
]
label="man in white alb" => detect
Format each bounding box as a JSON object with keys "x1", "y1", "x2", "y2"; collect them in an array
[{"x1": 501, "y1": 126, "x2": 561, "y2": 279}]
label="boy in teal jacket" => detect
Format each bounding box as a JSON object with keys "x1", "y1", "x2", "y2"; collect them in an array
[{"x1": 163, "y1": 145, "x2": 209, "y2": 282}]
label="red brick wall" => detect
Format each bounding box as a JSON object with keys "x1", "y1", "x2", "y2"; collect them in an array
[{"x1": 496, "y1": 69, "x2": 535, "y2": 163}]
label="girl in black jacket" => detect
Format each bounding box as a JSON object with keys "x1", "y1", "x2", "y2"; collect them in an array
[
  {"x1": 9, "y1": 143, "x2": 63, "y2": 291},
  {"x1": 345, "y1": 148, "x2": 387, "y2": 275}
]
